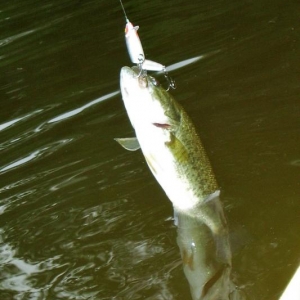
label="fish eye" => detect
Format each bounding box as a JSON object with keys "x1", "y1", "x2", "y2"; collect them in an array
[{"x1": 149, "y1": 76, "x2": 160, "y2": 87}]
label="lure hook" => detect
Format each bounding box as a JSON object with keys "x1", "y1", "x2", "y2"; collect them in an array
[
  {"x1": 119, "y1": 0, "x2": 176, "y2": 91},
  {"x1": 137, "y1": 54, "x2": 145, "y2": 77},
  {"x1": 163, "y1": 69, "x2": 176, "y2": 91}
]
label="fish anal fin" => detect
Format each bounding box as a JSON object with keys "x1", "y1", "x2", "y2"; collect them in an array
[{"x1": 114, "y1": 137, "x2": 140, "y2": 151}]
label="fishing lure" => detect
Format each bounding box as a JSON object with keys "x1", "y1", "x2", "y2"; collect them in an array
[{"x1": 119, "y1": 0, "x2": 175, "y2": 90}]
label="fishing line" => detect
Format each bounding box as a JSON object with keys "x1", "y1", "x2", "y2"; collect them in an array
[{"x1": 119, "y1": 0, "x2": 129, "y2": 22}]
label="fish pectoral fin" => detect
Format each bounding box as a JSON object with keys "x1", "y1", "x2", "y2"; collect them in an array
[
  {"x1": 166, "y1": 133, "x2": 189, "y2": 163},
  {"x1": 114, "y1": 137, "x2": 140, "y2": 151}
]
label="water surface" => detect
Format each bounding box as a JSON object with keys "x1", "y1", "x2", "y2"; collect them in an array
[{"x1": 1, "y1": 0, "x2": 300, "y2": 299}]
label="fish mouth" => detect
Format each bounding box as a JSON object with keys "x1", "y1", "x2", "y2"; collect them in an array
[
  {"x1": 120, "y1": 66, "x2": 137, "y2": 96},
  {"x1": 120, "y1": 66, "x2": 148, "y2": 91},
  {"x1": 120, "y1": 66, "x2": 139, "y2": 80}
]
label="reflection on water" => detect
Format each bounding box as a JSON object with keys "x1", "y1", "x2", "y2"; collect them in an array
[
  {"x1": 1, "y1": 0, "x2": 300, "y2": 299},
  {"x1": 47, "y1": 91, "x2": 120, "y2": 124},
  {"x1": 0, "y1": 110, "x2": 42, "y2": 132},
  {"x1": 0, "y1": 228, "x2": 63, "y2": 298},
  {"x1": 0, "y1": 138, "x2": 74, "y2": 174}
]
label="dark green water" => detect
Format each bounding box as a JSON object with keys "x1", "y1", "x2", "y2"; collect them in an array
[{"x1": 1, "y1": 0, "x2": 299, "y2": 299}]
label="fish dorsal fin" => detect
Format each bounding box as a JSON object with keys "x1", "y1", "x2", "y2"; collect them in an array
[{"x1": 114, "y1": 137, "x2": 140, "y2": 151}]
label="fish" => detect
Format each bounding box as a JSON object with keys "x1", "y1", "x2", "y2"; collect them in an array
[
  {"x1": 116, "y1": 66, "x2": 245, "y2": 299},
  {"x1": 117, "y1": 66, "x2": 218, "y2": 216}
]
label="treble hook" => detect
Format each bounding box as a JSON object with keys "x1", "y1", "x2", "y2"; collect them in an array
[
  {"x1": 136, "y1": 54, "x2": 145, "y2": 77},
  {"x1": 163, "y1": 69, "x2": 176, "y2": 91}
]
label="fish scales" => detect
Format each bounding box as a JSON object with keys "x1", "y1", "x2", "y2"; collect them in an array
[{"x1": 150, "y1": 82, "x2": 218, "y2": 202}]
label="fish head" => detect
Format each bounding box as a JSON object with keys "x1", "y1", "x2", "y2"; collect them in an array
[{"x1": 120, "y1": 66, "x2": 180, "y2": 136}]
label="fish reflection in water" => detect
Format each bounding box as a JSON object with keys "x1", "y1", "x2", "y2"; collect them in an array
[{"x1": 175, "y1": 195, "x2": 244, "y2": 300}]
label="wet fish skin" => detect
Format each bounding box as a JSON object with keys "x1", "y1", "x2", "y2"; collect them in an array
[{"x1": 118, "y1": 67, "x2": 218, "y2": 214}]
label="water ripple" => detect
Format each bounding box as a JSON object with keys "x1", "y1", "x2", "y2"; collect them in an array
[
  {"x1": 47, "y1": 91, "x2": 120, "y2": 124},
  {"x1": 0, "y1": 228, "x2": 66, "y2": 298},
  {"x1": 0, "y1": 138, "x2": 74, "y2": 174},
  {"x1": 0, "y1": 109, "x2": 43, "y2": 132}
]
